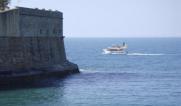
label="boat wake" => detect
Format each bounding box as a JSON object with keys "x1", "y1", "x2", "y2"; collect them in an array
[
  {"x1": 127, "y1": 53, "x2": 165, "y2": 56},
  {"x1": 102, "y1": 52, "x2": 166, "y2": 56},
  {"x1": 102, "y1": 52, "x2": 127, "y2": 55}
]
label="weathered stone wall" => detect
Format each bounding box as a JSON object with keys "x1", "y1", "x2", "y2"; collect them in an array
[
  {"x1": 0, "y1": 14, "x2": 3, "y2": 35},
  {"x1": 0, "y1": 9, "x2": 20, "y2": 37},
  {"x1": 0, "y1": 12, "x2": 7, "y2": 36},
  {"x1": 0, "y1": 37, "x2": 66, "y2": 71},
  {"x1": 0, "y1": 7, "x2": 67, "y2": 72},
  {"x1": 18, "y1": 7, "x2": 63, "y2": 37},
  {"x1": 0, "y1": 7, "x2": 63, "y2": 37}
]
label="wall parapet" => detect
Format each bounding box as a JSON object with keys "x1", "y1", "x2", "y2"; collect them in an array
[{"x1": 18, "y1": 7, "x2": 63, "y2": 18}]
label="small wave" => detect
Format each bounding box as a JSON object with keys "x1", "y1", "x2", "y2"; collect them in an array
[
  {"x1": 127, "y1": 53, "x2": 165, "y2": 56},
  {"x1": 79, "y1": 69, "x2": 139, "y2": 76},
  {"x1": 79, "y1": 68, "x2": 97, "y2": 73},
  {"x1": 80, "y1": 68, "x2": 88, "y2": 72},
  {"x1": 102, "y1": 52, "x2": 127, "y2": 55}
]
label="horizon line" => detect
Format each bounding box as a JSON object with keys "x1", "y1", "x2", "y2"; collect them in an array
[{"x1": 65, "y1": 36, "x2": 181, "y2": 38}]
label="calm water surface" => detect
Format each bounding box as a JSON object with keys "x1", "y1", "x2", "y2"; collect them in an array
[{"x1": 0, "y1": 38, "x2": 181, "y2": 106}]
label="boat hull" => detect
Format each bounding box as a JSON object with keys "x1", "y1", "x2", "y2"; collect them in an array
[{"x1": 103, "y1": 49, "x2": 128, "y2": 55}]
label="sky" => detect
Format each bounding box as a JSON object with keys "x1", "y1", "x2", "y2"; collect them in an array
[{"x1": 10, "y1": 0, "x2": 181, "y2": 38}]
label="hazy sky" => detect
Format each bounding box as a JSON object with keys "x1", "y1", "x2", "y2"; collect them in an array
[{"x1": 11, "y1": 0, "x2": 181, "y2": 37}]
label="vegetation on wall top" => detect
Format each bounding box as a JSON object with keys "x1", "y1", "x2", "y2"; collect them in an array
[{"x1": 0, "y1": 0, "x2": 11, "y2": 11}]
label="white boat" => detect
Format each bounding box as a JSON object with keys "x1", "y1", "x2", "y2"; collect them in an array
[{"x1": 103, "y1": 43, "x2": 128, "y2": 54}]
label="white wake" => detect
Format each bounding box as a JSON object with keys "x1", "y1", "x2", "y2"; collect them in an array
[
  {"x1": 127, "y1": 53, "x2": 165, "y2": 56},
  {"x1": 102, "y1": 52, "x2": 165, "y2": 56}
]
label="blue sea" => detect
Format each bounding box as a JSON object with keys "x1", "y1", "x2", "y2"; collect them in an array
[{"x1": 0, "y1": 38, "x2": 181, "y2": 106}]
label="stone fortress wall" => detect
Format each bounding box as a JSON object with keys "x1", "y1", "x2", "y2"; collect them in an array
[{"x1": 0, "y1": 7, "x2": 77, "y2": 76}]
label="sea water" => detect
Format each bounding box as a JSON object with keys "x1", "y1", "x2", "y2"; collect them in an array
[{"x1": 0, "y1": 38, "x2": 181, "y2": 106}]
